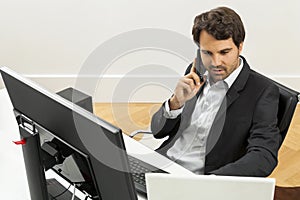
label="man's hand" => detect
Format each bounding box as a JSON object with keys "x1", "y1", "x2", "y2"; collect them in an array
[{"x1": 169, "y1": 60, "x2": 206, "y2": 110}]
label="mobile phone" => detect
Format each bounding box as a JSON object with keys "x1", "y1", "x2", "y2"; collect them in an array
[{"x1": 195, "y1": 48, "x2": 206, "y2": 83}]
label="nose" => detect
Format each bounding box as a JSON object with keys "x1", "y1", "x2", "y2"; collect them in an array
[{"x1": 211, "y1": 55, "x2": 222, "y2": 67}]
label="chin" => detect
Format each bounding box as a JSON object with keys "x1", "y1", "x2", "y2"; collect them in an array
[{"x1": 211, "y1": 75, "x2": 225, "y2": 82}]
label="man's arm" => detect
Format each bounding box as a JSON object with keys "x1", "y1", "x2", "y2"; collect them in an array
[
  {"x1": 151, "y1": 62, "x2": 204, "y2": 139},
  {"x1": 210, "y1": 83, "x2": 281, "y2": 177},
  {"x1": 150, "y1": 101, "x2": 182, "y2": 139}
]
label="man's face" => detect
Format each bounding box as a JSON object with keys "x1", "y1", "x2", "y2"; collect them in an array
[{"x1": 199, "y1": 30, "x2": 243, "y2": 83}]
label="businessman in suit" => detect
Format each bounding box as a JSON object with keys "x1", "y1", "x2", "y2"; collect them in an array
[{"x1": 151, "y1": 6, "x2": 280, "y2": 177}]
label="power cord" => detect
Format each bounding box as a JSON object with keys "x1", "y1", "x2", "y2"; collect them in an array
[
  {"x1": 71, "y1": 183, "x2": 76, "y2": 200},
  {"x1": 52, "y1": 182, "x2": 92, "y2": 200},
  {"x1": 52, "y1": 183, "x2": 71, "y2": 199}
]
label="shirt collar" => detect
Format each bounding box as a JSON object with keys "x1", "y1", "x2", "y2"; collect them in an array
[
  {"x1": 224, "y1": 57, "x2": 243, "y2": 88},
  {"x1": 205, "y1": 57, "x2": 243, "y2": 89}
]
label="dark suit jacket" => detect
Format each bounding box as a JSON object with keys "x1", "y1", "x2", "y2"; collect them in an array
[{"x1": 151, "y1": 56, "x2": 280, "y2": 177}]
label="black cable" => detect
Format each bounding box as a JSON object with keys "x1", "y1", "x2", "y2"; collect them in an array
[{"x1": 52, "y1": 183, "x2": 72, "y2": 199}]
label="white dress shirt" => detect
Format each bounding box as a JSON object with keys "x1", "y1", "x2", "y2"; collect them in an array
[{"x1": 164, "y1": 58, "x2": 244, "y2": 174}]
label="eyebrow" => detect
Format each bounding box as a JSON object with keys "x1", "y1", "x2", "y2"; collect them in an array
[
  {"x1": 219, "y1": 48, "x2": 233, "y2": 53},
  {"x1": 201, "y1": 48, "x2": 233, "y2": 54}
]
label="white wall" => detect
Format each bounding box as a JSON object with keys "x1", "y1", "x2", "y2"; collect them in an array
[{"x1": 0, "y1": 0, "x2": 299, "y2": 102}]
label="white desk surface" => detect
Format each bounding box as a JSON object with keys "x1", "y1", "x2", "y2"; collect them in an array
[{"x1": 0, "y1": 88, "x2": 192, "y2": 200}]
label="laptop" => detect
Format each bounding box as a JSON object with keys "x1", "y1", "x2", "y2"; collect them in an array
[{"x1": 146, "y1": 173, "x2": 275, "y2": 200}]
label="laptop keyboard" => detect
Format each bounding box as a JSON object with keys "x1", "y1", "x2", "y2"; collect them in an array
[{"x1": 127, "y1": 155, "x2": 168, "y2": 194}]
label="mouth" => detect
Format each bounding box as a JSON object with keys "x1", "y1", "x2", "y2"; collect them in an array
[{"x1": 211, "y1": 68, "x2": 225, "y2": 75}]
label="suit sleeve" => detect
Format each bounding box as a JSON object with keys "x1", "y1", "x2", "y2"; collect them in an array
[
  {"x1": 150, "y1": 63, "x2": 193, "y2": 139},
  {"x1": 150, "y1": 101, "x2": 182, "y2": 139},
  {"x1": 210, "y1": 83, "x2": 281, "y2": 176}
]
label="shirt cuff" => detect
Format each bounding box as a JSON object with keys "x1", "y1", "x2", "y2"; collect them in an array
[{"x1": 163, "y1": 99, "x2": 184, "y2": 119}]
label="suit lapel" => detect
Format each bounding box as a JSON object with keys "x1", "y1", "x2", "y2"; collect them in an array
[
  {"x1": 206, "y1": 56, "x2": 251, "y2": 154},
  {"x1": 225, "y1": 56, "x2": 250, "y2": 109},
  {"x1": 226, "y1": 88, "x2": 240, "y2": 109}
]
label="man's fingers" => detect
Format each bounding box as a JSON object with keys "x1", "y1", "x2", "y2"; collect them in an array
[
  {"x1": 186, "y1": 72, "x2": 201, "y2": 86},
  {"x1": 173, "y1": 61, "x2": 206, "y2": 106},
  {"x1": 190, "y1": 58, "x2": 197, "y2": 73},
  {"x1": 181, "y1": 78, "x2": 196, "y2": 90},
  {"x1": 179, "y1": 76, "x2": 203, "y2": 95},
  {"x1": 179, "y1": 79, "x2": 193, "y2": 94}
]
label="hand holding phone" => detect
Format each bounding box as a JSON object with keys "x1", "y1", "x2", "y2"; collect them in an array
[
  {"x1": 195, "y1": 48, "x2": 206, "y2": 83},
  {"x1": 169, "y1": 48, "x2": 206, "y2": 110}
]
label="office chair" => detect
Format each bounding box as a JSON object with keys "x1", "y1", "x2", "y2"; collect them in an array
[
  {"x1": 130, "y1": 79, "x2": 299, "y2": 149},
  {"x1": 271, "y1": 80, "x2": 299, "y2": 145}
]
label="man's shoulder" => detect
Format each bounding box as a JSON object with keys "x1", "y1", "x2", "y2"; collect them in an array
[
  {"x1": 241, "y1": 57, "x2": 275, "y2": 87},
  {"x1": 247, "y1": 69, "x2": 279, "y2": 92},
  {"x1": 249, "y1": 69, "x2": 275, "y2": 85}
]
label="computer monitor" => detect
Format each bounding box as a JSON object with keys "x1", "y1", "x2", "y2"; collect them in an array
[{"x1": 0, "y1": 67, "x2": 138, "y2": 200}]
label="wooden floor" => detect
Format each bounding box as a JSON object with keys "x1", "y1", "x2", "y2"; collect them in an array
[
  {"x1": 94, "y1": 103, "x2": 161, "y2": 139},
  {"x1": 94, "y1": 102, "x2": 300, "y2": 187},
  {"x1": 269, "y1": 104, "x2": 300, "y2": 187}
]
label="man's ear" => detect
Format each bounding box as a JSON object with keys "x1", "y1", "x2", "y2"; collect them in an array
[{"x1": 238, "y1": 42, "x2": 244, "y2": 54}]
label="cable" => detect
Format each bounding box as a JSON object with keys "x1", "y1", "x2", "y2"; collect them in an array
[
  {"x1": 52, "y1": 184, "x2": 71, "y2": 199},
  {"x1": 71, "y1": 183, "x2": 76, "y2": 200}
]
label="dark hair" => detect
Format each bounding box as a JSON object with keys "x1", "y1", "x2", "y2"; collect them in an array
[{"x1": 192, "y1": 7, "x2": 245, "y2": 48}]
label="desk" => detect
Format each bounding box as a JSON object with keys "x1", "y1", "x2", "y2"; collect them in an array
[
  {"x1": 0, "y1": 88, "x2": 192, "y2": 200},
  {"x1": 0, "y1": 88, "x2": 30, "y2": 199}
]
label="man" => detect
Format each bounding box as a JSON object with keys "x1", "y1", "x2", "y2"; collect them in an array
[{"x1": 151, "y1": 6, "x2": 280, "y2": 176}]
